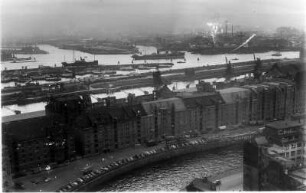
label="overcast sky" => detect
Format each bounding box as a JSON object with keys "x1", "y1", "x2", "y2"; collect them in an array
[{"x1": 1, "y1": 0, "x2": 305, "y2": 40}]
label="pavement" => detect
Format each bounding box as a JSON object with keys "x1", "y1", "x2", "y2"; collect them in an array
[{"x1": 11, "y1": 125, "x2": 260, "y2": 192}]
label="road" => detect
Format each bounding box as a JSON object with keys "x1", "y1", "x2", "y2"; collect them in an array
[{"x1": 11, "y1": 125, "x2": 260, "y2": 192}]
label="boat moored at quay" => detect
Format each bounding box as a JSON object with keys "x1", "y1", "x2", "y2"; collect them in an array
[{"x1": 132, "y1": 51, "x2": 185, "y2": 60}]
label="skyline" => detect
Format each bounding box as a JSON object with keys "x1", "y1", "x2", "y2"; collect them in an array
[{"x1": 1, "y1": 0, "x2": 306, "y2": 40}]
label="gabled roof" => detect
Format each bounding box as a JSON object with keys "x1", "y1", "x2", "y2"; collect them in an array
[
  {"x1": 142, "y1": 97, "x2": 186, "y2": 114},
  {"x1": 2, "y1": 110, "x2": 46, "y2": 123},
  {"x1": 75, "y1": 104, "x2": 147, "y2": 128},
  {"x1": 179, "y1": 92, "x2": 224, "y2": 108},
  {"x1": 266, "y1": 62, "x2": 302, "y2": 78},
  {"x1": 266, "y1": 120, "x2": 303, "y2": 130},
  {"x1": 3, "y1": 113, "x2": 50, "y2": 141},
  {"x1": 218, "y1": 87, "x2": 250, "y2": 103}
]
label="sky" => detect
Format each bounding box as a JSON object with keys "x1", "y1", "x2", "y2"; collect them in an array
[{"x1": 1, "y1": 0, "x2": 305, "y2": 40}]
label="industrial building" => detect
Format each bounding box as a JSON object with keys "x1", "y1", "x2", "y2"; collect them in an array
[
  {"x1": 2, "y1": 76, "x2": 305, "y2": 177},
  {"x1": 243, "y1": 120, "x2": 306, "y2": 190}
]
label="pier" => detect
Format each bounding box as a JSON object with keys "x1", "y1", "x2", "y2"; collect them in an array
[{"x1": 1, "y1": 58, "x2": 290, "y2": 106}]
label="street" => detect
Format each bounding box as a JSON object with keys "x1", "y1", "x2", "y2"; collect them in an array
[{"x1": 12, "y1": 125, "x2": 260, "y2": 192}]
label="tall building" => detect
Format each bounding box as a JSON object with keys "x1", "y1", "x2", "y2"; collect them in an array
[
  {"x1": 2, "y1": 76, "x2": 304, "y2": 176},
  {"x1": 264, "y1": 120, "x2": 304, "y2": 165},
  {"x1": 243, "y1": 120, "x2": 306, "y2": 191}
]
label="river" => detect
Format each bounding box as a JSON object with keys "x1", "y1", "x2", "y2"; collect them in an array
[
  {"x1": 96, "y1": 146, "x2": 242, "y2": 191},
  {"x1": 1, "y1": 44, "x2": 299, "y2": 116}
]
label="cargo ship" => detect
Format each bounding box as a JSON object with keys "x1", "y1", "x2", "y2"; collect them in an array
[
  {"x1": 132, "y1": 51, "x2": 185, "y2": 60},
  {"x1": 272, "y1": 52, "x2": 282, "y2": 56},
  {"x1": 62, "y1": 57, "x2": 98, "y2": 67}
]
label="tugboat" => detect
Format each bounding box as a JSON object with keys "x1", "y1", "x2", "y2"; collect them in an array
[
  {"x1": 272, "y1": 52, "x2": 282, "y2": 56},
  {"x1": 62, "y1": 57, "x2": 98, "y2": 67}
]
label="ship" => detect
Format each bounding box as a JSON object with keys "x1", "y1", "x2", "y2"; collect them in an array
[
  {"x1": 62, "y1": 57, "x2": 98, "y2": 67},
  {"x1": 45, "y1": 76, "x2": 61, "y2": 81},
  {"x1": 132, "y1": 51, "x2": 185, "y2": 60},
  {"x1": 272, "y1": 52, "x2": 282, "y2": 56},
  {"x1": 11, "y1": 57, "x2": 36, "y2": 63}
]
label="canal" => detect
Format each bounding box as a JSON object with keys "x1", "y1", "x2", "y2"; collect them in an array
[{"x1": 96, "y1": 145, "x2": 242, "y2": 191}]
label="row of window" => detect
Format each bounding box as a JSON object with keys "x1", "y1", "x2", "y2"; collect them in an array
[
  {"x1": 283, "y1": 150, "x2": 303, "y2": 158},
  {"x1": 284, "y1": 142, "x2": 304, "y2": 150}
]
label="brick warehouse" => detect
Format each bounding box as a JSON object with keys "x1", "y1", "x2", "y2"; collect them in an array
[{"x1": 2, "y1": 77, "x2": 305, "y2": 176}]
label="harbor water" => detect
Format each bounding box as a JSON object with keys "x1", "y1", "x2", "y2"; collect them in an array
[
  {"x1": 98, "y1": 146, "x2": 242, "y2": 191},
  {"x1": 1, "y1": 44, "x2": 299, "y2": 71},
  {"x1": 1, "y1": 44, "x2": 299, "y2": 116}
]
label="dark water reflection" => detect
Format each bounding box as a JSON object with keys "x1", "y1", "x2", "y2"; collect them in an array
[{"x1": 99, "y1": 146, "x2": 242, "y2": 191}]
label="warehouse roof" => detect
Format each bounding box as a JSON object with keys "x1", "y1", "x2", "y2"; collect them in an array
[
  {"x1": 218, "y1": 87, "x2": 250, "y2": 103},
  {"x1": 142, "y1": 97, "x2": 186, "y2": 114},
  {"x1": 266, "y1": 120, "x2": 303, "y2": 130},
  {"x1": 2, "y1": 110, "x2": 46, "y2": 123}
]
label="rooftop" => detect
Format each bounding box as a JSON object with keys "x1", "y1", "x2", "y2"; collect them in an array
[
  {"x1": 218, "y1": 87, "x2": 250, "y2": 103},
  {"x1": 179, "y1": 93, "x2": 224, "y2": 108},
  {"x1": 174, "y1": 87, "x2": 197, "y2": 93},
  {"x1": 2, "y1": 110, "x2": 46, "y2": 123},
  {"x1": 142, "y1": 97, "x2": 186, "y2": 114},
  {"x1": 266, "y1": 120, "x2": 303, "y2": 130}
]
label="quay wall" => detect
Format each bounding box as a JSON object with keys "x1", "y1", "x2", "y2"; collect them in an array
[
  {"x1": 73, "y1": 133, "x2": 255, "y2": 192},
  {"x1": 2, "y1": 58, "x2": 296, "y2": 106}
]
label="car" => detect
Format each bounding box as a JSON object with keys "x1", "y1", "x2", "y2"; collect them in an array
[
  {"x1": 60, "y1": 187, "x2": 68, "y2": 192},
  {"x1": 76, "y1": 178, "x2": 84, "y2": 183},
  {"x1": 44, "y1": 177, "x2": 52, "y2": 183},
  {"x1": 128, "y1": 157, "x2": 134, "y2": 161},
  {"x1": 87, "y1": 173, "x2": 94, "y2": 178},
  {"x1": 214, "y1": 180, "x2": 221, "y2": 185},
  {"x1": 93, "y1": 170, "x2": 101, "y2": 175},
  {"x1": 70, "y1": 181, "x2": 78, "y2": 187},
  {"x1": 82, "y1": 175, "x2": 90, "y2": 181}
]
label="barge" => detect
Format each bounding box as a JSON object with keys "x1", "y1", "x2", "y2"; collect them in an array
[
  {"x1": 132, "y1": 51, "x2": 185, "y2": 60},
  {"x1": 62, "y1": 57, "x2": 98, "y2": 67}
]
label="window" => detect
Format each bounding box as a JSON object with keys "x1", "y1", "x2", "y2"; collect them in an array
[
  {"x1": 297, "y1": 150, "x2": 302, "y2": 155},
  {"x1": 291, "y1": 144, "x2": 296, "y2": 149},
  {"x1": 285, "y1": 152, "x2": 289, "y2": 157},
  {"x1": 285, "y1": 145, "x2": 289, "y2": 150},
  {"x1": 291, "y1": 151, "x2": 295, "y2": 157},
  {"x1": 297, "y1": 143, "x2": 302, "y2": 147}
]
